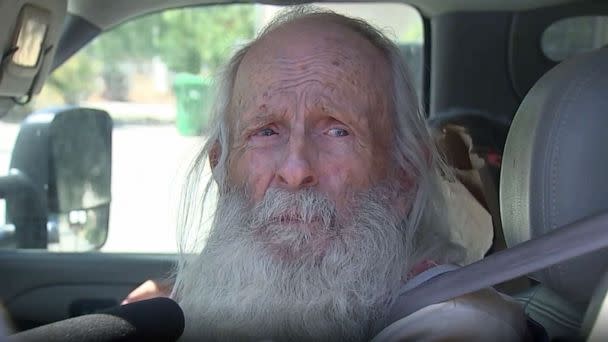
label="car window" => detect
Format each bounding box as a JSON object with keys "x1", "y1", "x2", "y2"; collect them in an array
[
  {"x1": 0, "y1": 3, "x2": 424, "y2": 253},
  {"x1": 0, "y1": 125, "x2": 18, "y2": 248},
  {"x1": 542, "y1": 16, "x2": 608, "y2": 62}
]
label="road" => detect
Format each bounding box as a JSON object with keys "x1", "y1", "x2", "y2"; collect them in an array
[{"x1": 0, "y1": 122, "x2": 209, "y2": 253}]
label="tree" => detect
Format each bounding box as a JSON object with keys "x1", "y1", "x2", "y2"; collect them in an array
[
  {"x1": 45, "y1": 5, "x2": 256, "y2": 102},
  {"x1": 86, "y1": 15, "x2": 160, "y2": 62},
  {"x1": 85, "y1": 5, "x2": 256, "y2": 74},
  {"x1": 46, "y1": 53, "x2": 99, "y2": 104},
  {"x1": 83, "y1": 16, "x2": 161, "y2": 100},
  {"x1": 157, "y1": 6, "x2": 255, "y2": 74}
]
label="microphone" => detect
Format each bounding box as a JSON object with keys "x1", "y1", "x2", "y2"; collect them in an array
[{"x1": 8, "y1": 297, "x2": 184, "y2": 342}]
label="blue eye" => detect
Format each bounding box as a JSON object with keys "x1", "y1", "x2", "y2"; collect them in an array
[
  {"x1": 328, "y1": 128, "x2": 349, "y2": 137},
  {"x1": 255, "y1": 127, "x2": 278, "y2": 137}
]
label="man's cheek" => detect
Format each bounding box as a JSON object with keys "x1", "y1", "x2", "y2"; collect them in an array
[
  {"x1": 319, "y1": 158, "x2": 357, "y2": 205},
  {"x1": 242, "y1": 150, "x2": 279, "y2": 202}
]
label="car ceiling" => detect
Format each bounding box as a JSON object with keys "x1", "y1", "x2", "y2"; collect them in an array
[
  {"x1": 0, "y1": 0, "x2": 591, "y2": 117},
  {"x1": 69, "y1": 0, "x2": 585, "y2": 30}
]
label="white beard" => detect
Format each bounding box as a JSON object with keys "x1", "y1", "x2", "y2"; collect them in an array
[{"x1": 174, "y1": 186, "x2": 416, "y2": 341}]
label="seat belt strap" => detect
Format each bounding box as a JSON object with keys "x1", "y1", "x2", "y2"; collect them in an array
[
  {"x1": 387, "y1": 211, "x2": 608, "y2": 325},
  {"x1": 478, "y1": 165, "x2": 531, "y2": 293}
]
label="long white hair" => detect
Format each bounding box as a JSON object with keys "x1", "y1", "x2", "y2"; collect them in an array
[
  {"x1": 172, "y1": 6, "x2": 464, "y2": 341},
  {"x1": 175, "y1": 5, "x2": 460, "y2": 263}
]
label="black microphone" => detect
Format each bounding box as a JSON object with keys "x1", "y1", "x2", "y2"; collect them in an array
[{"x1": 8, "y1": 297, "x2": 184, "y2": 342}]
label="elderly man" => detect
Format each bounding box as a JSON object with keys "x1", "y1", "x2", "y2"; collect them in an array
[{"x1": 129, "y1": 8, "x2": 529, "y2": 341}]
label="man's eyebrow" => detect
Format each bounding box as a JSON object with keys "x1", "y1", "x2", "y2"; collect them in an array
[
  {"x1": 237, "y1": 109, "x2": 283, "y2": 132},
  {"x1": 317, "y1": 96, "x2": 368, "y2": 127}
]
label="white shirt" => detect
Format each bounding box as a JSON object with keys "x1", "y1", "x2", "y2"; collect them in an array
[{"x1": 373, "y1": 266, "x2": 529, "y2": 341}]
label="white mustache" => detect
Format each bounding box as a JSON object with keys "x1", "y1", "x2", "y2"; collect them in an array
[{"x1": 249, "y1": 188, "x2": 339, "y2": 230}]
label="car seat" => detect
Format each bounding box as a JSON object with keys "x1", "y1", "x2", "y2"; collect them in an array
[{"x1": 500, "y1": 46, "x2": 608, "y2": 340}]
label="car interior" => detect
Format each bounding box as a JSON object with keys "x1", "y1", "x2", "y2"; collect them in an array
[{"x1": 1, "y1": 0, "x2": 608, "y2": 341}]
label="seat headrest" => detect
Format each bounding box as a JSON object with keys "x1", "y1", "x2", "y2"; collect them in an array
[{"x1": 500, "y1": 47, "x2": 608, "y2": 306}]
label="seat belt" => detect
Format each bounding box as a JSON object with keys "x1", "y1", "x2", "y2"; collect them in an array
[
  {"x1": 387, "y1": 211, "x2": 608, "y2": 326},
  {"x1": 477, "y1": 164, "x2": 532, "y2": 293}
]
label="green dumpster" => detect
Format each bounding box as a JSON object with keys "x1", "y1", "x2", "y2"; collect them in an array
[{"x1": 172, "y1": 73, "x2": 211, "y2": 136}]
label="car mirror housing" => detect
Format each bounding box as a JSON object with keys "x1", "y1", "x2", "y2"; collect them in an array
[{"x1": 0, "y1": 107, "x2": 112, "y2": 250}]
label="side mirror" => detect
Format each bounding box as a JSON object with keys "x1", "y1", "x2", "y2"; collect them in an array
[{"x1": 0, "y1": 107, "x2": 112, "y2": 250}]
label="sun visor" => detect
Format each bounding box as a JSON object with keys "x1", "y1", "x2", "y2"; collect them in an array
[{"x1": 0, "y1": 0, "x2": 66, "y2": 99}]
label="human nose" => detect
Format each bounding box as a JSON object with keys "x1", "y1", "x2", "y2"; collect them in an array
[{"x1": 275, "y1": 134, "x2": 318, "y2": 190}]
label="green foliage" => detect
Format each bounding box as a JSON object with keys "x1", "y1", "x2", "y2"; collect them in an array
[
  {"x1": 86, "y1": 14, "x2": 160, "y2": 62},
  {"x1": 400, "y1": 24, "x2": 423, "y2": 43},
  {"x1": 157, "y1": 6, "x2": 256, "y2": 73},
  {"x1": 46, "y1": 5, "x2": 256, "y2": 101},
  {"x1": 85, "y1": 5, "x2": 255, "y2": 74},
  {"x1": 46, "y1": 53, "x2": 99, "y2": 104}
]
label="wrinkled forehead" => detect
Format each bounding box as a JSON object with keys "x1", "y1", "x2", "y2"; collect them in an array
[{"x1": 231, "y1": 18, "x2": 392, "y2": 114}]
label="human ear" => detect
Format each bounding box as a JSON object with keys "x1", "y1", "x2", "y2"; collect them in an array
[{"x1": 209, "y1": 141, "x2": 221, "y2": 169}]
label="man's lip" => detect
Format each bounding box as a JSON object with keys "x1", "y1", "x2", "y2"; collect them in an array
[
  {"x1": 269, "y1": 215, "x2": 321, "y2": 225},
  {"x1": 278, "y1": 217, "x2": 300, "y2": 224}
]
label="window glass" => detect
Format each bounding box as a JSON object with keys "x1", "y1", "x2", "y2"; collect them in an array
[
  {"x1": 542, "y1": 16, "x2": 608, "y2": 62},
  {"x1": 0, "y1": 125, "x2": 17, "y2": 249},
  {"x1": 0, "y1": 3, "x2": 423, "y2": 253},
  {"x1": 0, "y1": 199, "x2": 12, "y2": 248}
]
